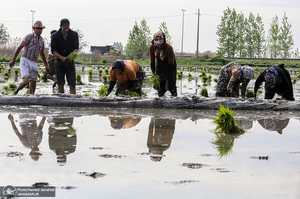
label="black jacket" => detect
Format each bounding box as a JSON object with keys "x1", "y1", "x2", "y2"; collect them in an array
[{"x1": 254, "y1": 66, "x2": 294, "y2": 100}]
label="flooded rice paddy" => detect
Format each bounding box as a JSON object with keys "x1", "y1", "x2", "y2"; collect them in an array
[
  {"x1": 0, "y1": 107, "x2": 299, "y2": 199},
  {"x1": 0, "y1": 64, "x2": 299, "y2": 198}
]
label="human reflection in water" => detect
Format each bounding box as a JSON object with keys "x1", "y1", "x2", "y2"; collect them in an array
[
  {"x1": 257, "y1": 118, "x2": 290, "y2": 134},
  {"x1": 236, "y1": 119, "x2": 253, "y2": 130},
  {"x1": 147, "y1": 118, "x2": 175, "y2": 162},
  {"x1": 48, "y1": 117, "x2": 77, "y2": 166},
  {"x1": 108, "y1": 116, "x2": 142, "y2": 130},
  {"x1": 8, "y1": 114, "x2": 46, "y2": 161}
]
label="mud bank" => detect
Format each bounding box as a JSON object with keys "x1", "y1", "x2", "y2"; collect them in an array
[{"x1": 0, "y1": 94, "x2": 300, "y2": 111}]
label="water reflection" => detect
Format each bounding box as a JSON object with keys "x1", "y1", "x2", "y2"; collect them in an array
[
  {"x1": 8, "y1": 114, "x2": 45, "y2": 161},
  {"x1": 147, "y1": 118, "x2": 175, "y2": 162},
  {"x1": 48, "y1": 117, "x2": 77, "y2": 166},
  {"x1": 236, "y1": 119, "x2": 253, "y2": 130},
  {"x1": 108, "y1": 116, "x2": 142, "y2": 129},
  {"x1": 257, "y1": 118, "x2": 290, "y2": 134},
  {"x1": 211, "y1": 133, "x2": 242, "y2": 158}
]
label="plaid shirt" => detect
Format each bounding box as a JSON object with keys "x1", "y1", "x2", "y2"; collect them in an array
[{"x1": 22, "y1": 33, "x2": 45, "y2": 62}]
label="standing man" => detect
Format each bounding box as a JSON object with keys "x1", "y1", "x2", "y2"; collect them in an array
[
  {"x1": 51, "y1": 18, "x2": 79, "y2": 94},
  {"x1": 9, "y1": 21, "x2": 49, "y2": 95}
]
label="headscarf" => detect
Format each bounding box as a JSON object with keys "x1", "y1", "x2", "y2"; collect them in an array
[
  {"x1": 241, "y1": 65, "x2": 254, "y2": 80},
  {"x1": 112, "y1": 60, "x2": 126, "y2": 73},
  {"x1": 152, "y1": 32, "x2": 166, "y2": 60}
]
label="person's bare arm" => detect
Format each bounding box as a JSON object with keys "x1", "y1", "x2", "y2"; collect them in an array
[
  {"x1": 40, "y1": 50, "x2": 49, "y2": 71},
  {"x1": 9, "y1": 41, "x2": 26, "y2": 67}
]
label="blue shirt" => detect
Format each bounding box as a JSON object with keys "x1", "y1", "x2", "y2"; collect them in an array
[{"x1": 51, "y1": 28, "x2": 79, "y2": 57}]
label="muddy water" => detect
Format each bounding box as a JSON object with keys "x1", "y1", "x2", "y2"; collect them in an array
[
  {"x1": 0, "y1": 107, "x2": 299, "y2": 199},
  {"x1": 1, "y1": 64, "x2": 300, "y2": 100},
  {"x1": 1, "y1": 64, "x2": 300, "y2": 198}
]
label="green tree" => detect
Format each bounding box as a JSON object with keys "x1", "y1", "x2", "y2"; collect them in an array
[
  {"x1": 236, "y1": 12, "x2": 246, "y2": 57},
  {"x1": 113, "y1": 42, "x2": 123, "y2": 53},
  {"x1": 216, "y1": 7, "x2": 238, "y2": 57},
  {"x1": 125, "y1": 19, "x2": 151, "y2": 59},
  {"x1": 253, "y1": 14, "x2": 265, "y2": 58},
  {"x1": 0, "y1": 23, "x2": 9, "y2": 44},
  {"x1": 158, "y1": 21, "x2": 172, "y2": 44},
  {"x1": 267, "y1": 15, "x2": 281, "y2": 58},
  {"x1": 245, "y1": 12, "x2": 256, "y2": 58},
  {"x1": 293, "y1": 48, "x2": 300, "y2": 59},
  {"x1": 279, "y1": 12, "x2": 294, "y2": 58},
  {"x1": 74, "y1": 29, "x2": 88, "y2": 52}
]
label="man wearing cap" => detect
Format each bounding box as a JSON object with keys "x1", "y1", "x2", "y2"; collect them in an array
[
  {"x1": 105, "y1": 60, "x2": 144, "y2": 96},
  {"x1": 51, "y1": 18, "x2": 79, "y2": 94},
  {"x1": 9, "y1": 21, "x2": 49, "y2": 95}
]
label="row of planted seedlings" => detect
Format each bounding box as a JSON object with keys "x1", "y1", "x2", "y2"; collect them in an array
[{"x1": 0, "y1": 62, "x2": 20, "y2": 95}]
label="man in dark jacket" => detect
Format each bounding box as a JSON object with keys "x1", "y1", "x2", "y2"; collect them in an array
[
  {"x1": 254, "y1": 64, "x2": 295, "y2": 100},
  {"x1": 51, "y1": 18, "x2": 79, "y2": 94}
]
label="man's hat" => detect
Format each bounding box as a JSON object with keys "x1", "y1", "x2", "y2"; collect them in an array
[
  {"x1": 32, "y1": 21, "x2": 45, "y2": 29},
  {"x1": 60, "y1": 18, "x2": 70, "y2": 28}
]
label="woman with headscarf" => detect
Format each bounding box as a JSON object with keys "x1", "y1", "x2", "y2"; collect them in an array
[
  {"x1": 105, "y1": 60, "x2": 144, "y2": 96},
  {"x1": 254, "y1": 64, "x2": 295, "y2": 100},
  {"x1": 150, "y1": 32, "x2": 177, "y2": 97},
  {"x1": 216, "y1": 62, "x2": 255, "y2": 98}
]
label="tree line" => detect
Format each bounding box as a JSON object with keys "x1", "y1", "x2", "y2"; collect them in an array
[{"x1": 217, "y1": 7, "x2": 298, "y2": 59}]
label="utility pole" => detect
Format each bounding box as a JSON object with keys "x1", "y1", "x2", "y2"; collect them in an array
[
  {"x1": 181, "y1": 9, "x2": 186, "y2": 57},
  {"x1": 196, "y1": 9, "x2": 200, "y2": 60},
  {"x1": 31, "y1": 10, "x2": 35, "y2": 32}
]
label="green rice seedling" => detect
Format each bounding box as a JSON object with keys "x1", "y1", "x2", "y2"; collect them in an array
[
  {"x1": 68, "y1": 52, "x2": 78, "y2": 61},
  {"x1": 213, "y1": 78, "x2": 218, "y2": 83},
  {"x1": 102, "y1": 59, "x2": 107, "y2": 64},
  {"x1": 98, "y1": 85, "x2": 108, "y2": 97},
  {"x1": 82, "y1": 66, "x2": 85, "y2": 71},
  {"x1": 8, "y1": 83, "x2": 17, "y2": 91},
  {"x1": 207, "y1": 75, "x2": 212, "y2": 82},
  {"x1": 14, "y1": 69, "x2": 19, "y2": 76},
  {"x1": 177, "y1": 72, "x2": 183, "y2": 80},
  {"x1": 213, "y1": 104, "x2": 244, "y2": 134},
  {"x1": 202, "y1": 76, "x2": 208, "y2": 83},
  {"x1": 102, "y1": 74, "x2": 108, "y2": 83},
  {"x1": 2, "y1": 85, "x2": 9, "y2": 91},
  {"x1": 199, "y1": 71, "x2": 206, "y2": 77},
  {"x1": 88, "y1": 69, "x2": 93, "y2": 76},
  {"x1": 150, "y1": 75, "x2": 160, "y2": 89},
  {"x1": 83, "y1": 92, "x2": 91, "y2": 97},
  {"x1": 4, "y1": 72, "x2": 9, "y2": 77},
  {"x1": 128, "y1": 91, "x2": 140, "y2": 97},
  {"x1": 105, "y1": 68, "x2": 109, "y2": 75},
  {"x1": 188, "y1": 73, "x2": 193, "y2": 82},
  {"x1": 293, "y1": 78, "x2": 297, "y2": 84},
  {"x1": 98, "y1": 69, "x2": 103, "y2": 76},
  {"x1": 76, "y1": 74, "x2": 82, "y2": 84},
  {"x1": 200, "y1": 87, "x2": 208, "y2": 97},
  {"x1": 40, "y1": 74, "x2": 48, "y2": 83},
  {"x1": 246, "y1": 90, "x2": 255, "y2": 98},
  {"x1": 8, "y1": 68, "x2": 11, "y2": 74}
]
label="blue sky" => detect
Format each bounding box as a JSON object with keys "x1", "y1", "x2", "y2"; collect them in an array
[{"x1": 1, "y1": 0, "x2": 300, "y2": 54}]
